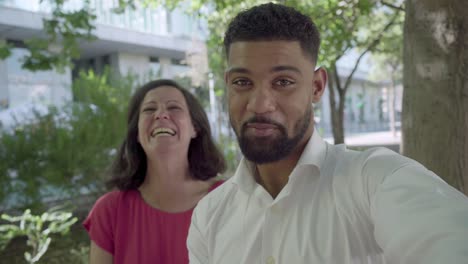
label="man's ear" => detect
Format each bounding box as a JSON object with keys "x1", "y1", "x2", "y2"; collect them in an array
[{"x1": 312, "y1": 67, "x2": 327, "y2": 103}]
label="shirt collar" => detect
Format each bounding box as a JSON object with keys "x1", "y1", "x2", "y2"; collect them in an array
[
  {"x1": 296, "y1": 128, "x2": 328, "y2": 172},
  {"x1": 231, "y1": 129, "x2": 328, "y2": 194},
  {"x1": 231, "y1": 157, "x2": 257, "y2": 194}
]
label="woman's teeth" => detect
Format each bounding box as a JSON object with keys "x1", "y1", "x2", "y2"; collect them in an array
[{"x1": 151, "y1": 127, "x2": 176, "y2": 137}]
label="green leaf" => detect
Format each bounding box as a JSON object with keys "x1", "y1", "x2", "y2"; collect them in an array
[
  {"x1": 0, "y1": 42, "x2": 12, "y2": 60},
  {"x1": 24, "y1": 252, "x2": 32, "y2": 262}
]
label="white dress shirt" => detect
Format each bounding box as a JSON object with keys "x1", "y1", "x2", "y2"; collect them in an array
[{"x1": 188, "y1": 131, "x2": 468, "y2": 264}]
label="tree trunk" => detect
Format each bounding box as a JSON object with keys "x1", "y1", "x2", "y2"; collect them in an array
[
  {"x1": 403, "y1": 0, "x2": 468, "y2": 195},
  {"x1": 389, "y1": 79, "x2": 397, "y2": 137},
  {"x1": 328, "y1": 67, "x2": 345, "y2": 144},
  {"x1": 326, "y1": 11, "x2": 400, "y2": 145},
  {"x1": 336, "y1": 92, "x2": 345, "y2": 144}
]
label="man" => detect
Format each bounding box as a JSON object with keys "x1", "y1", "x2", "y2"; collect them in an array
[{"x1": 187, "y1": 3, "x2": 468, "y2": 264}]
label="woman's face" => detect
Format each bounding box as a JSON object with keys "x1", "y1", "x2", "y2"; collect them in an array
[{"x1": 137, "y1": 86, "x2": 197, "y2": 158}]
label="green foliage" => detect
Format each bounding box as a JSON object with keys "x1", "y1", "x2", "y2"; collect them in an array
[
  {"x1": 115, "y1": 0, "x2": 181, "y2": 11},
  {"x1": 4, "y1": 0, "x2": 97, "y2": 72},
  {"x1": 69, "y1": 244, "x2": 90, "y2": 264},
  {"x1": 0, "y1": 207, "x2": 77, "y2": 263},
  {"x1": 188, "y1": 0, "x2": 395, "y2": 68},
  {"x1": 0, "y1": 69, "x2": 134, "y2": 211},
  {"x1": 367, "y1": 4, "x2": 404, "y2": 82},
  {"x1": 0, "y1": 41, "x2": 13, "y2": 60}
]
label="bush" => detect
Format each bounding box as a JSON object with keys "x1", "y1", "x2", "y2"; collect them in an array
[
  {"x1": 0, "y1": 207, "x2": 78, "y2": 264},
  {"x1": 0, "y1": 69, "x2": 134, "y2": 211}
]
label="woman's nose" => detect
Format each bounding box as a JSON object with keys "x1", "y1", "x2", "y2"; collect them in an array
[{"x1": 154, "y1": 110, "x2": 169, "y2": 120}]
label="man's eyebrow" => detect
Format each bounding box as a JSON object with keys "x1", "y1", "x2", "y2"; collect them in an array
[
  {"x1": 225, "y1": 65, "x2": 302, "y2": 75},
  {"x1": 270, "y1": 65, "x2": 302, "y2": 75},
  {"x1": 225, "y1": 67, "x2": 251, "y2": 75}
]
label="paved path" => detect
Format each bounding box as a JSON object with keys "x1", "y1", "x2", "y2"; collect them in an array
[{"x1": 324, "y1": 130, "x2": 402, "y2": 152}]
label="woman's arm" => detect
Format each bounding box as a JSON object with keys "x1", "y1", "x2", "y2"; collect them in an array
[{"x1": 89, "y1": 241, "x2": 113, "y2": 264}]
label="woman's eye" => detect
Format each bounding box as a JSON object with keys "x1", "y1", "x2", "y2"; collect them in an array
[
  {"x1": 142, "y1": 107, "x2": 156, "y2": 112},
  {"x1": 168, "y1": 106, "x2": 181, "y2": 110}
]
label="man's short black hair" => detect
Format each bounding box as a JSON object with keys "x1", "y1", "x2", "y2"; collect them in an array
[{"x1": 224, "y1": 3, "x2": 321, "y2": 63}]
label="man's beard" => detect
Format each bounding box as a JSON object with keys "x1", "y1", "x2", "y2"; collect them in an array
[{"x1": 231, "y1": 107, "x2": 312, "y2": 164}]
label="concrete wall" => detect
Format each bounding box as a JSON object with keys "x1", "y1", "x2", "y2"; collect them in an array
[
  {"x1": 4, "y1": 48, "x2": 72, "y2": 108},
  {"x1": 158, "y1": 57, "x2": 172, "y2": 79},
  {"x1": 117, "y1": 52, "x2": 150, "y2": 79}
]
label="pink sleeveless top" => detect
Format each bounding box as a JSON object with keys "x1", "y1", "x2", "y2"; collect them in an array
[{"x1": 83, "y1": 181, "x2": 223, "y2": 264}]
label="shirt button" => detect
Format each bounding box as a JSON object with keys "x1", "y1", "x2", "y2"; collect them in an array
[{"x1": 266, "y1": 256, "x2": 275, "y2": 264}]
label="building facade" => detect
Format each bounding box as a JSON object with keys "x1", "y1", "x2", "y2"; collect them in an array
[{"x1": 0, "y1": 0, "x2": 207, "y2": 122}]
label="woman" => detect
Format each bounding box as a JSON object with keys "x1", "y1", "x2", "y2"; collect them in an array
[{"x1": 83, "y1": 79, "x2": 226, "y2": 264}]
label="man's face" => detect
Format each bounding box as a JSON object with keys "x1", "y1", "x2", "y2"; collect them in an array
[{"x1": 225, "y1": 41, "x2": 326, "y2": 164}]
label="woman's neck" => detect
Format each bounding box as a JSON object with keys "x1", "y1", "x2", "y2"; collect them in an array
[{"x1": 138, "y1": 158, "x2": 212, "y2": 212}]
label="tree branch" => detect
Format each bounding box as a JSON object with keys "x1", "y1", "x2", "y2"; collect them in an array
[
  {"x1": 342, "y1": 10, "x2": 402, "y2": 94},
  {"x1": 332, "y1": 63, "x2": 344, "y2": 95},
  {"x1": 381, "y1": 1, "x2": 405, "y2": 12},
  {"x1": 328, "y1": 67, "x2": 337, "y2": 111}
]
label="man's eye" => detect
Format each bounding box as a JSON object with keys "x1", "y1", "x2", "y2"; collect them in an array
[
  {"x1": 232, "y1": 79, "x2": 251, "y2": 86},
  {"x1": 274, "y1": 79, "x2": 295, "y2": 86}
]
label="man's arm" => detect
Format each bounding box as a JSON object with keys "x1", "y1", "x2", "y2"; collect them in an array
[
  {"x1": 370, "y1": 162, "x2": 468, "y2": 263},
  {"x1": 187, "y1": 206, "x2": 209, "y2": 264}
]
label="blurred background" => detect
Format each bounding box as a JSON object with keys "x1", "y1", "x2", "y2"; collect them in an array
[{"x1": 0, "y1": 0, "x2": 466, "y2": 263}]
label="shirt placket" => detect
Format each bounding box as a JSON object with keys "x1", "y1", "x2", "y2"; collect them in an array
[{"x1": 261, "y1": 199, "x2": 284, "y2": 264}]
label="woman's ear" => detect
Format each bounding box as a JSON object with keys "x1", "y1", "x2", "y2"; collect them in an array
[{"x1": 191, "y1": 124, "x2": 198, "y2": 139}]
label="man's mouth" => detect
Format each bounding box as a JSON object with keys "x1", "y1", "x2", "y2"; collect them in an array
[
  {"x1": 151, "y1": 127, "x2": 176, "y2": 137},
  {"x1": 246, "y1": 122, "x2": 278, "y2": 130},
  {"x1": 244, "y1": 122, "x2": 279, "y2": 137}
]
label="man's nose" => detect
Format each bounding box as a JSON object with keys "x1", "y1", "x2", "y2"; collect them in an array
[{"x1": 246, "y1": 86, "x2": 276, "y2": 114}]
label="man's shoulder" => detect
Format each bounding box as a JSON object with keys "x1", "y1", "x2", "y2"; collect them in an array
[
  {"x1": 333, "y1": 145, "x2": 414, "y2": 172},
  {"x1": 201, "y1": 177, "x2": 236, "y2": 201},
  {"x1": 328, "y1": 145, "x2": 422, "y2": 189},
  {"x1": 357, "y1": 147, "x2": 417, "y2": 173}
]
